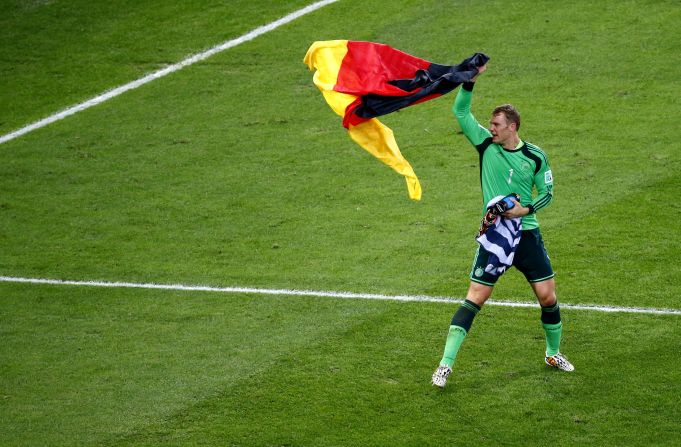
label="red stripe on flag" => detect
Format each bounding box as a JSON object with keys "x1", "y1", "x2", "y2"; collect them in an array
[{"x1": 334, "y1": 41, "x2": 431, "y2": 97}]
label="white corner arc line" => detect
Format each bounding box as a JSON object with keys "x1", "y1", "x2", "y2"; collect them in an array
[
  {"x1": 0, "y1": 0, "x2": 339, "y2": 145},
  {"x1": 1, "y1": 276, "x2": 680, "y2": 316}
]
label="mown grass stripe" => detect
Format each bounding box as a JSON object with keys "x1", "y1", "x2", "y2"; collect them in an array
[
  {"x1": 1, "y1": 276, "x2": 679, "y2": 316},
  {"x1": 0, "y1": 0, "x2": 339, "y2": 145}
]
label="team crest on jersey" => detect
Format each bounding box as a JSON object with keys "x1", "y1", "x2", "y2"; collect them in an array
[
  {"x1": 520, "y1": 161, "x2": 531, "y2": 171},
  {"x1": 545, "y1": 170, "x2": 553, "y2": 184},
  {"x1": 474, "y1": 267, "x2": 484, "y2": 277}
]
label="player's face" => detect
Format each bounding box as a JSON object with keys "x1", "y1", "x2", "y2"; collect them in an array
[{"x1": 489, "y1": 113, "x2": 515, "y2": 145}]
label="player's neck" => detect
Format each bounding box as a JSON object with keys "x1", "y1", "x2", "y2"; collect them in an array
[{"x1": 502, "y1": 135, "x2": 521, "y2": 150}]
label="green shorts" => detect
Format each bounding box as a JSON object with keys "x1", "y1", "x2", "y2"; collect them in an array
[{"x1": 470, "y1": 228, "x2": 555, "y2": 286}]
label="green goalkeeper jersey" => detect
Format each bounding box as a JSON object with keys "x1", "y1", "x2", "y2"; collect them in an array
[{"x1": 453, "y1": 85, "x2": 553, "y2": 230}]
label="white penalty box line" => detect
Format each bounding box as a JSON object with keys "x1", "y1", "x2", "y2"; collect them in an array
[
  {"x1": 0, "y1": 0, "x2": 339, "y2": 145},
  {"x1": 1, "y1": 276, "x2": 680, "y2": 316}
]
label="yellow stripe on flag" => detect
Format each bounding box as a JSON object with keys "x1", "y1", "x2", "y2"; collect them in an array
[
  {"x1": 304, "y1": 40, "x2": 356, "y2": 115},
  {"x1": 347, "y1": 119, "x2": 421, "y2": 200}
]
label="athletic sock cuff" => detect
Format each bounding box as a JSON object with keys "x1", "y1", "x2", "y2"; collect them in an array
[
  {"x1": 540, "y1": 302, "x2": 561, "y2": 325},
  {"x1": 462, "y1": 299, "x2": 481, "y2": 314},
  {"x1": 451, "y1": 300, "x2": 480, "y2": 332},
  {"x1": 541, "y1": 302, "x2": 560, "y2": 313}
]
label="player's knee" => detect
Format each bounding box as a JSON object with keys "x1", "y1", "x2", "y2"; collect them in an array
[
  {"x1": 531, "y1": 279, "x2": 556, "y2": 307},
  {"x1": 537, "y1": 289, "x2": 556, "y2": 307},
  {"x1": 467, "y1": 282, "x2": 493, "y2": 306}
]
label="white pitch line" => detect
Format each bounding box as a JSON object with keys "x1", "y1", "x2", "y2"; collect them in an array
[
  {"x1": 1, "y1": 276, "x2": 680, "y2": 316},
  {"x1": 0, "y1": 0, "x2": 339, "y2": 145}
]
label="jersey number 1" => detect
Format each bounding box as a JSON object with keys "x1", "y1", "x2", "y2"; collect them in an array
[{"x1": 507, "y1": 169, "x2": 514, "y2": 184}]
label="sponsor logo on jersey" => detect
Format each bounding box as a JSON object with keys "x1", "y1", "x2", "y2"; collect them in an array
[{"x1": 545, "y1": 170, "x2": 553, "y2": 184}]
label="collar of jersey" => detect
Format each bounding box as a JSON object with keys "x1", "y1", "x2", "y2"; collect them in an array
[{"x1": 501, "y1": 139, "x2": 524, "y2": 152}]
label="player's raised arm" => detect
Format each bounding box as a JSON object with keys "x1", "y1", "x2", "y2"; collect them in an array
[{"x1": 453, "y1": 63, "x2": 491, "y2": 148}]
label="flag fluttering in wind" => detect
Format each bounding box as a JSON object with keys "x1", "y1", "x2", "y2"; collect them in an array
[{"x1": 304, "y1": 40, "x2": 489, "y2": 200}]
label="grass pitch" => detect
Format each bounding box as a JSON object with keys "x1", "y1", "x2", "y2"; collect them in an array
[{"x1": 1, "y1": 0, "x2": 680, "y2": 445}]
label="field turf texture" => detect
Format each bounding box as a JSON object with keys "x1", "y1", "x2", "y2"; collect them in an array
[{"x1": 1, "y1": 0, "x2": 680, "y2": 445}]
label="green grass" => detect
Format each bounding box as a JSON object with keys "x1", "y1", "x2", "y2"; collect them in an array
[
  {"x1": 1, "y1": 0, "x2": 681, "y2": 445},
  {"x1": 2, "y1": 284, "x2": 679, "y2": 446},
  {"x1": 0, "y1": 0, "x2": 314, "y2": 134}
]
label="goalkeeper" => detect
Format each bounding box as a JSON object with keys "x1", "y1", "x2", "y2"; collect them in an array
[{"x1": 432, "y1": 64, "x2": 574, "y2": 388}]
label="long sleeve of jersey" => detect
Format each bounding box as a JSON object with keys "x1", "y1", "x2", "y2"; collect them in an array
[
  {"x1": 453, "y1": 83, "x2": 491, "y2": 148},
  {"x1": 528, "y1": 151, "x2": 553, "y2": 214}
]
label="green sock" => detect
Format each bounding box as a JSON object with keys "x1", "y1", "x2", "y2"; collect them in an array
[
  {"x1": 439, "y1": 300, "x2": 480, "y2": 368},
  {"x1": 440, "y1": 325, "x2": 467, "y2": 368},
  {"x1": 541, "y1": 302, "x2": 562, "y2": 356},
  {"x1": 543, "y1": 322, "x2": 562, "y2": 357}
]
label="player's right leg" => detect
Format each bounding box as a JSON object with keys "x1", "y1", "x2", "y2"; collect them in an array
[{"x1": 432, "y1": 281, "x2": 493, "y2": 388}]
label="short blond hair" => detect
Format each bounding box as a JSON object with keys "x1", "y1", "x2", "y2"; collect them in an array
[{"x1": 492, "y1": 104, "x2": 521, "y2": 130}]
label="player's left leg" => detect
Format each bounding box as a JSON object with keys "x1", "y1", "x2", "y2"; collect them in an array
[
  {"x1": 531, "y1": 279, "x2": 561, "y2": 355},
  {"x1": 531, "y1": 278, "x2": 574, "y2": 371},
  {"x1": 516, "y1": 229, "x2": 574, "y2": 372}
]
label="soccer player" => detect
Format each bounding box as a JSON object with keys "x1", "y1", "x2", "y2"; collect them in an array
[{"x1": 432, "y1": 64, "x2": 574, "y2": 388}]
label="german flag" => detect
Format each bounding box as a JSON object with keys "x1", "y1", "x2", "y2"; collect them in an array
[{"x1": 304, "y1": 40, "x2": 488, "y2": 200}]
